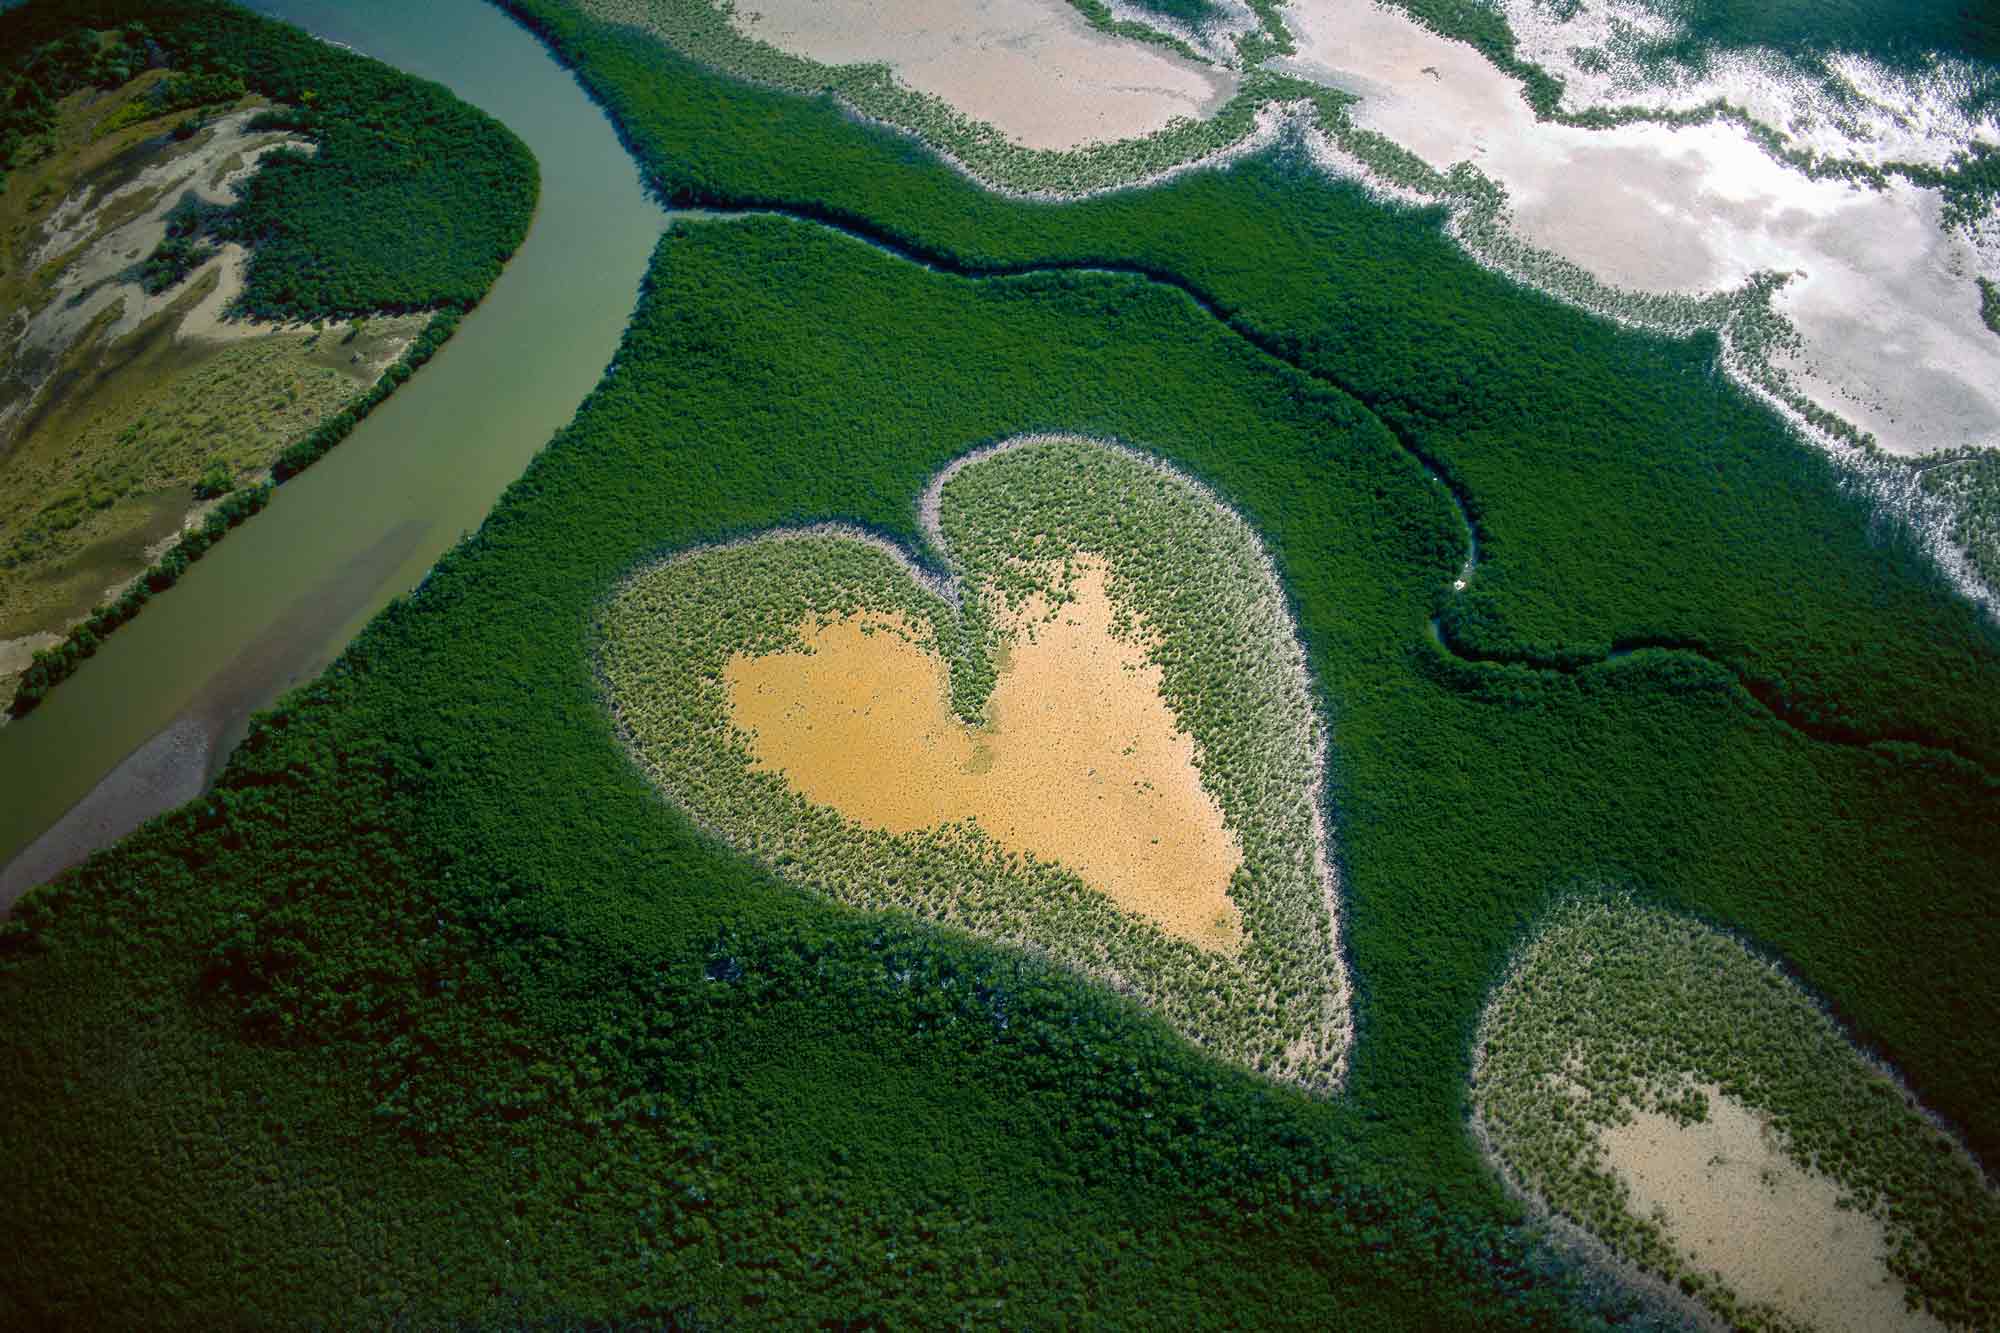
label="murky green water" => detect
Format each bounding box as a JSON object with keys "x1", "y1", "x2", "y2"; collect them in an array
[{"x1": 0, "y1": 0, "x2": 665, "y2": 890}]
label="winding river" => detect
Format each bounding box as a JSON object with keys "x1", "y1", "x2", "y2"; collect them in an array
[{"x1": 0, "y1": 0, "x2": 666, "y2": 906}]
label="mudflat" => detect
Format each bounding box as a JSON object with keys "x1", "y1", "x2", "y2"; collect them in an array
[
  {"x1": 725, "y1": 563, "x2": 1244, "y2": 953},
  {"x1": 724, "y1": 0, "x2": 1235, "y2": 150},
  {"x1": 1601, "y1": 1087, "x2": 1945, "y2": 1332}
]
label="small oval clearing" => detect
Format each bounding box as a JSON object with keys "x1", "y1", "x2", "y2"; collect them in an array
[
  {"x1": 1473, "y1": 895, "x2": 1998, "y2": 1332},
  {"x1": 1600, "y1": 1086, "x2": 1943, "y2": 1333},
  {"x1": 724, "y1": 561, "x2": 1244, "y2": 954}
]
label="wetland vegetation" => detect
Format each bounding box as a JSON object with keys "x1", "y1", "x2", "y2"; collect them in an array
[
  {"x1": 1, "y1": 0, "x2": 1996, "y2": 1326},
  {"x1": 0, "y1": 0, "x2": 536, "y2": 709},
  {"x1": 1474, "y1": 894, "x2": 1999, "y2": 1331}
]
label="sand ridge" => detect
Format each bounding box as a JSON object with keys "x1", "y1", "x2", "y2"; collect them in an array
[{"x1": 724, "y1": 562, "x2": 1246, "y2": 953}]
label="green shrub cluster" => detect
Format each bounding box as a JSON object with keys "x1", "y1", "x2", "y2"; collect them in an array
[
  {"x1": 1060, "y1": 0, "x2": 1214, "y2": 65},
  {"x1": 1474, "y1": 893, "x2": 2000, "y2": 1330},
  {"x1": 1915, "y1": 448, "x2": 2000, "y2": 596},
  {"x1": 130, "y1": 192, "x2": 227, "y2": 295},
  {"x1": 600, "y1": 438, "x2": 1349, "y2": 1089},
  {"x1": 0, "y1": 23, "x2": 150, "y2": 188}
]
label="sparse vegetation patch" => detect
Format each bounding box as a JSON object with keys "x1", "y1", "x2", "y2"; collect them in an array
[{"x1": 1472, "y1": 894, "x2": 2000, "y2": 1331}]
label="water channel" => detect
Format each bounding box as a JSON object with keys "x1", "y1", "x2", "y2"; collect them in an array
[{"x1": 0, "y1": 0, "x2": 667, "y2": 906}]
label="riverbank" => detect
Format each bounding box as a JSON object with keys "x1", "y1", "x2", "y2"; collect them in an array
[{"x1": 0, "y1": 0, "x2": 663, "y2": 906}]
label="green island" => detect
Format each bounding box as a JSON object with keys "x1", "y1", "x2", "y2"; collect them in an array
[
  {"x1": 0, "y1": 0, "x2": 1995, "y2": 1326},
  {"x1": 0, "y1": 0, "x2": 537, "y2": 711}
]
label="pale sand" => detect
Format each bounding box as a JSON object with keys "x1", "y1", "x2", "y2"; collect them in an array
[
  {"x1": 724, "y1": 562, "x2": 1245, "y2": 953},
  {"x1": 0, "y1": 631, "x2": 61, "y2": 680},
  {"x1": 0, "y1": 715, "x2": 212, "y2": 912},
  {"x1": 1600, "y1": 1085, "x2": 1946, "y2": 1333},
  {"x1": 727, "y1": 0, "x2": 1236, "y2": 150},
  {"x1": 1272, "y1": 0, "x2": 2000, "y2": 458}
]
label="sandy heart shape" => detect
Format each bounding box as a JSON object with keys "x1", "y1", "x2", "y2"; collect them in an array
[{"x1": 598, "y1": 435, "x2": 1350, "y2": 1089}]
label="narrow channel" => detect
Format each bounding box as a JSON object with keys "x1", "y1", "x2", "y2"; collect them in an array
[{"x1": 0, "y1": 0, "x2": 667, "y2": 906}]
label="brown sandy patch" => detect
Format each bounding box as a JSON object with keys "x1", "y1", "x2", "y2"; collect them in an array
[
  {"x1": 1600, "y1": 1085, "x2": 1946, "y2": 1333},
  {"x1": 724, "y1": 562, "x2": 1244, "y2": 952},
  {"x1": 723, "y1": 0, "x2": 1235, "y2": 150}
]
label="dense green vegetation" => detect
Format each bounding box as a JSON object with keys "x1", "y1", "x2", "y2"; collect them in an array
[
  {"x1": 0, "y1": 0, "x2": 538, "y2": 320},
  {"x1": 1476, "y1": 894, "x2": 1999, "y2": 1330},
  {"x1": 1061, "y1": 0, "x2": 1214, "y2": 64},
  {"x1": 1120, "y1": 0, "x2": 1219, "y2": 25},
  {"x1": 132, "y1": 193, "x2": 222, "y2": 294},
  {"x1": 0, "y1": 24, "x2": 149, "y2": 189},
  {"x1": 3, "y1": 0, "x2": 1997, "y2": 1324}
]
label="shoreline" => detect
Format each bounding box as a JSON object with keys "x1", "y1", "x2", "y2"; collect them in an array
[{"x1": 0, "y1": 517, "x2": 430, "y2": 917}]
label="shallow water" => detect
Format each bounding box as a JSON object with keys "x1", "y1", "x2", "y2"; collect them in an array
[{"x1": 0, "y1": 0, "x2": 667, "y2": 906}]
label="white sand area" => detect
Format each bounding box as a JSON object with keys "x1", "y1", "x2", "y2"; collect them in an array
[
  {"x1": 1601, "y1": 1085, "x2": 1946, "y2": 1333},
  {"x1": 2, "y1": 110, "x2": 312, "y2": 447},
  {"x1": 727, "y1": 0, "x2": 1237, "y2": 150},
  {"x1": 1271, "y1": 0, "x2": 2000, "y2": 458}
]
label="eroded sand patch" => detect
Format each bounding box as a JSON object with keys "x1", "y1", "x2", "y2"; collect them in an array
[
  {"x1": 1601, "y1": 1085, "x2": 1945, "y2": 1333},
  {"x1": 725, "y1": 563, "x2": 1244, "y2": 953},
  {"x1": 725, "y1": 0, "x2": 1236, "y2": 150}
]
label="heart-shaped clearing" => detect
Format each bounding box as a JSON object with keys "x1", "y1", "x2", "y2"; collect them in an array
[
  {"x1": 724, "y1": 560, "x2": 1244, "y2": 954},
  {"x1": 598, "y1": 435, "x2": 1350, "y2": 1089}
]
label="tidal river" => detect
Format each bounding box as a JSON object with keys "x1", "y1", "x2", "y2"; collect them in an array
[{"x1": 0, "y1": 0, "x2": 666, "y2": 907}]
